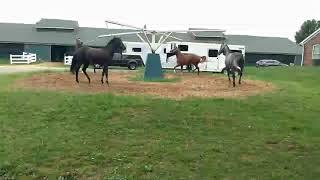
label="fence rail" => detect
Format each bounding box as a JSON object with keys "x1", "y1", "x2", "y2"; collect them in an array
[
  {"x1": 10, "y1": 52, "x2": 37, "y2": 64},
  {"x1": 64, "y1": 56, "x2": 73, "y2": 65}
]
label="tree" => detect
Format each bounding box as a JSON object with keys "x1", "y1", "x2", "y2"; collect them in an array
[{"x1": 295, "y1": 19, "x2": 320, "y2": 44}]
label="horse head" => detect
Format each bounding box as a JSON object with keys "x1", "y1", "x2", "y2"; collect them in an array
[
  {"x1": 169, "y1": 46, "x2": 180, "y2": 55},
  {"x1": 218, "y1": 42, "x2": 227, "y2": 56},
  {"x1": 106, "y1": 37, "x2": 127, "y2": 56}
]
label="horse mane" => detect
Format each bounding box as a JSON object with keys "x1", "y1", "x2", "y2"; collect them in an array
[
  {"x1": 75, "y1": 38, "x2": 83, "y2": 49},
  {"x1": 105, "y1": 37, "x2": 121, "y2": 48}
]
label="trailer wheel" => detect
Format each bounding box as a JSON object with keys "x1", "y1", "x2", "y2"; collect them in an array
[{"x1": 128, "y1": 62, "x2": 137, "y2": 70}]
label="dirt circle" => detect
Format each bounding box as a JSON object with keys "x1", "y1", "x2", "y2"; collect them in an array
[{"x1": 14, "y1": 71, "x2": 275, "y2": 100}]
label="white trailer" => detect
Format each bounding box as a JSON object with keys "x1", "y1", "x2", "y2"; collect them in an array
[
  {"x1": 122, "y1": 41, "x2": 151, "y2": 63},
  {"x1": 122, "y1": 41, "x2": 245, "y2": 73},
  {"x1": 161, "y1": 41, "x2": 246, "y2": 73},
  {"x1": 122, "y1": 41, "x2": 168, "y2": 65}
]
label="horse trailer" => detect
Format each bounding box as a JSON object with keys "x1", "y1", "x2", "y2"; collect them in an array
[{"x1": 122, "y1": 41, "x2": 246, "y2": 73}]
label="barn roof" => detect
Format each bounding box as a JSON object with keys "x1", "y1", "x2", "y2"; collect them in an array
[
  {"x1": 35, "y1": 18, "x2": 79, "y2": 30},
  {"x1": 226, "y1": 35, "x2": 302, "y2": 55},
  {"x1": 0, "y1": 19, "x2": 302, "y2": 55},
  {"x1": 0, "y1": 23, "x2": 76, "y2": 45},
  {"x1": 188, "y1": 28, "x2": 226, "y2": 38},
  {"x1": 77, "y1": 27, "x2": 143, "y2": 47}
]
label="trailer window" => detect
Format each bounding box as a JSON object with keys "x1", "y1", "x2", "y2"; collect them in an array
[
  {"x1": 132, "y1": 48, "x2": 142, "y2": 52},
  {"x1": 171, "y1": 43, "x2": 176, "y2": 50},
  {"x1": 178, "y1": 45, "x2": 188, "y2": 51},
  {"x1": 208, "y1": 49, "x2": 218, "y2": 57},
  {"x1": 164, "y1": 48, "x2": 166, "y2": 53}
]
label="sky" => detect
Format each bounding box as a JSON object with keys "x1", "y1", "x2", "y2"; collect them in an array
[{"x1": 0, "y1": 0, "x2": 319, "y2": 42}]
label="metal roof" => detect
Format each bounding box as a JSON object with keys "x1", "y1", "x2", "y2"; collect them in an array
[
  {"x1": 77, "y1": 27, "x2": 142, "y2": 46},
  {"x1": 188, "y1": 28, "x2": 225, "y2": 38},
  {"x1": 226, "y1": 35, "x2": 302, "y2": 55},
  {"x1": 0, "y1": 20, "x2": 302, "y2": 55},
  {"x1": 0, "y1": 23, "x2": 76, "y2": 45},
  {"x1": 35, "y1": 18, "x2": 79, "y2": 30}
]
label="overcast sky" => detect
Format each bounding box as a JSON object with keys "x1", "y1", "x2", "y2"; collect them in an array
[{"x1": 0, "y1": 0, "x2": 319, "y2": 42}]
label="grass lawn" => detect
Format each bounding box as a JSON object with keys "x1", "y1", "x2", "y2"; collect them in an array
[
  {"x1": 0, "y1": 67, "x2": 320, "y2": 179},
  {"x1": 0, "y1": 58, "x2": 10, "y2": 65}
]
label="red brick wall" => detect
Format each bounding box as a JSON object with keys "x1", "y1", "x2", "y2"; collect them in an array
[{"x1": 304, "y1": 33, "x2": 320, "y2": 66}]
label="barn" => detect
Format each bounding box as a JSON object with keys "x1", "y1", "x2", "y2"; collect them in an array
[
  {"x1": 0, "y1": 18, "x2": 302, "y2": 65},
  {"x1": 299, "y1": 28, "x2": 320, "y2": 66}
]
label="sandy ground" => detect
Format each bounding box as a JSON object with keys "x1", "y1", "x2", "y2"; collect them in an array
[{"x1": 13, "y1": 70, "x2": 275, "y2": 100}]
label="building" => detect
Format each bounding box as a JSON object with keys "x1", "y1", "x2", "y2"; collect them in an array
[
  {"x1": 0, "y1": 18, "x2": 302, "y2": 65},
  {"x1": 299, "y1": 28, "x2": 320, "y2": 66}
]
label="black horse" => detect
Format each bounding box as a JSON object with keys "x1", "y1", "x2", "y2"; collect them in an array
[
  {"x1": 218, "y1": 42, "x2": 245, "y2": 87},
  {"x1": 70, "y1": 37, "x2": 126, "y2": 85}
]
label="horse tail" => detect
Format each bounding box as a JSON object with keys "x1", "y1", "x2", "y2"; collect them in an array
[
  {"x1": 236, "y1": 66, "x2": 242, "y2": 71},
  {"x1": 200, "y1": 56, "x2": 207, "y2": 63},
  {"x1": 70, "y1": 54, "x2": 77, "y2": 74}
]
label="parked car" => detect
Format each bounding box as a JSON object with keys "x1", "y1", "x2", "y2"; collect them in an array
[
  {"x1": 93, "y1": 54, "x2": 144, "y2": 72},
  {"x1": 256, "y1": 59, "x2": 288, "y2": 67}
]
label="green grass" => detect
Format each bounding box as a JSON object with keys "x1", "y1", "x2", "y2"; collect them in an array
[
  {"x1": 1, "y1": 67, "x2": 320, "y2": 179},
  {"x1": 0, "y1": 58, "x2": 9, "y2": 65}
]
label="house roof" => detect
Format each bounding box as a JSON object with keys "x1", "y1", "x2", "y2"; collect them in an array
[
  {"x1": 299, "y1": 28, "x2": 320, "y2": 45},
  {"x1": 0, "y1": 19, "x2": 302, "y2": 55}
]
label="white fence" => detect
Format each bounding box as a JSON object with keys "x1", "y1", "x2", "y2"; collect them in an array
[
  {"x1": 64, "y1": 55, "x2": 73, "y2": 65},
  {"x1": 10, "y1": 52, "x2": 37, "y2": 64}
]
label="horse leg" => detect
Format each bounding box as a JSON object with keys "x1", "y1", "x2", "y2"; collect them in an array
[
  {"x1": 232, "y1": 72, "x2": 236, "y2": 87},
  {"x1": 180, "y1": 65, "x2": 183, "y2": 74},
  {"x1": 238, "y1": 70, "x2": 243, "y2": 85},
  {"x1": 75, "y1": 64, "x2": 81, "y2": 83},
  {"x1": 227, "y1": 69, "x2": 231, "y2": 82},
  {"x1": 187, "y1": 65, "x2": 191, "y2": 72},
  {"x1": 101, "y1": 66, "x2": 105, "y2": 84},
  {"x1": 194, "y1": 64, "x2": 200, "y2": 75},
  {"x1": 173, "y1": 64, "x2": 180, "y2": 73},
  {"x1": 82, "y1": 63, "x2": 91, "y2": 84},
  {"x1": 104, "y1": 64, "x2": 109, "y2": 86}
]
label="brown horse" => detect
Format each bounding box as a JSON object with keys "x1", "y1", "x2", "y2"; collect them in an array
[{"x1": 169, "y1": 47, "x2": 207, "y2": 75}]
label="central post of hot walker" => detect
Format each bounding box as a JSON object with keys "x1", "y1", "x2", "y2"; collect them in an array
[
  {"x1": 98, "y1": 19, "x2": 185, "y2": 81},
  {"x1": 144, "y1": 53, "x2": 163, "y2": 80}
]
